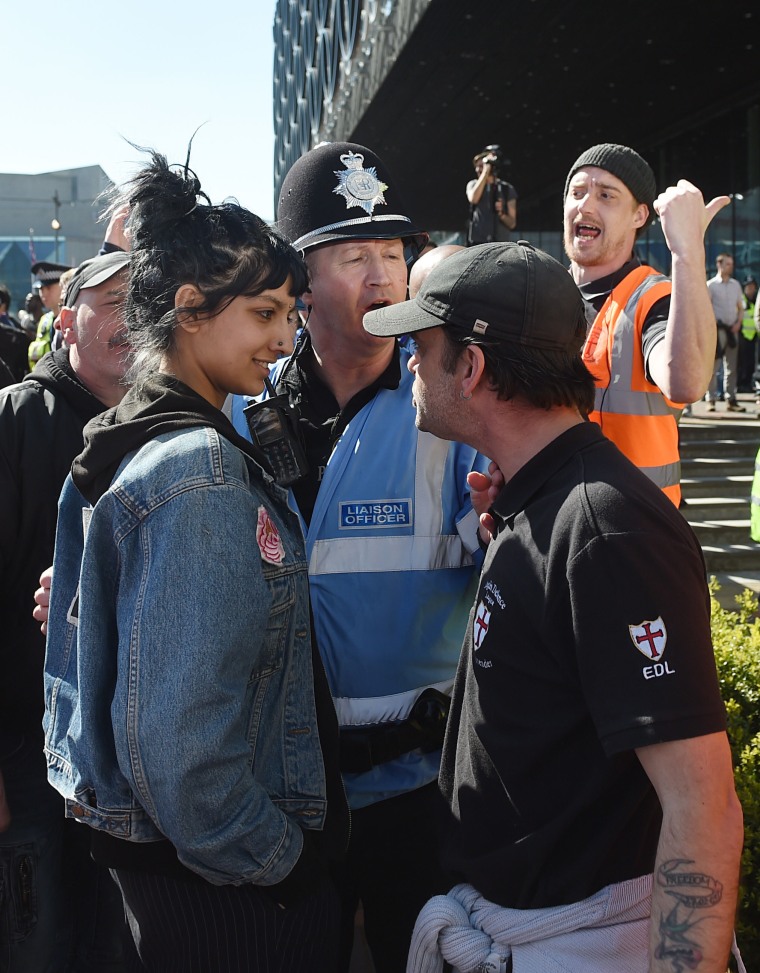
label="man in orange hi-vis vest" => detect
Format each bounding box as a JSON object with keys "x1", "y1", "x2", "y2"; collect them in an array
[{"x1": 563, "y1": 143, "x2": 729, "y2": 507}]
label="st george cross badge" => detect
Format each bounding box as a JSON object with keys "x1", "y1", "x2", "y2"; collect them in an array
[
  {"x1": 333, "y1": 151, "x2": 389, "y2": 215},
  {"x1": 629, "y1": 616, "x2": 667, "y2": 660},
  {"x1": 473, "y1": 601, "x2": 491, "y2": 650}
]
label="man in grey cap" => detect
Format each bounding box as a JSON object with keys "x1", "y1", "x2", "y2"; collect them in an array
[
  {"x1": 232, "y1": 141, "x2": 488, "y2": 972},
  {"x1": 0, "y1": 250, "x2": 132, "y2": 971},
  {"x1": 364, "y1": 241, "x2": 743, "y2": 973},
  {"x1": 564, "y1": 143, "x2": 728, "y2": 507}
]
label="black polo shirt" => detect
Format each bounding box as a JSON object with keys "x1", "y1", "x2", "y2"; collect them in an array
[{"x1": 440, "y1": 422, "x2": 726, "y2": 909}]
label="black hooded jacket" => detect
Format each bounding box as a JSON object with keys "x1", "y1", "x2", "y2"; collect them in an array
[
  {"x1": 71, "y1": 374, "x2": 272, "y2": 505},
  {"x1": 0, "y1": 349, "x2": 110, "y2": 758}
]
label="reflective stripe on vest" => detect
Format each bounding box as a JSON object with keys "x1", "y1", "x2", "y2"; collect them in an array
[
  {"x1": 638, "y1": 461, "x2": 682, "y2": 492},
  {"x1": 309, "y1": 432, "x2": 479, "y2": 576},
  {"x1": 334, "y1": 677, "x2": 455, "y2": 727},
  {"x1": 592, "y1": 385, "x2": 676, "y2": 417},
  {"x1": 583, "y1": 266, "x2": 681, "y2": 505}
]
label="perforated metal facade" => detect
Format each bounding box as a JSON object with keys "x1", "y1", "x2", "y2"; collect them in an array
[{"x1": 273, "y1": 0, "x2": 430, "y2": 205}]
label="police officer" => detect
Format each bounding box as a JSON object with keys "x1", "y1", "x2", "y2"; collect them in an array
[
  {"x1": 232, "y1": 142, "x2": 488, "y2": 973},
  {"x1": 738, "y1": 274, "x2": 758, "y2": 393}
]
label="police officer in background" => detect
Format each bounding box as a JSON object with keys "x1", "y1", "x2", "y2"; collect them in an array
[
  {"x1": 28, "y1": 260, "x2": 72, "y2": 370},
  {"x1": 738, "y1": 274, "x2": 757, "y2": 393},
  {"x1": 466, "y1": 145, "x2": 517, "y2": 244}
]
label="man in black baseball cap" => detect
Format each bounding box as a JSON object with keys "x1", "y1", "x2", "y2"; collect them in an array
[
  {"x1": 365, "y1": 240, "x2": 591, "y2": 439},
  {"x1": 563, "y1": 142, "x2": 729, "y2": 505},
  {"x1": 367, "y1": 240, "x2": 585, "y2": 352},
  {"x1": 231, "y1": 142, "x2": 487, "y2": 972},
  {"x1": 364, "y1": 242, "x2": 743, "y2": 973}
]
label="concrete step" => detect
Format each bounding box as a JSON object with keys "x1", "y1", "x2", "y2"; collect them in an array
[
  {"x1": 680, "y1": 456, "x2": 755, "y2": 474},
  {"x1": 680, "y1": 496, "x2": 750, "y2": 519},
  {"x1": 699, "y1": 541, "x2": 760, "y2": 573},
  {"x1": 680, "y1": 473, "x2": 753, "y2": 499},
  {"x1": 688, "y1": 518, "x2": 753, "y2": 546},
  {"x1": 680, "y1": 420, "x2": 760, "y2": 441},
  {"x1": 680, "y1": 439, "x2": 759, "y2": 460},
  {"x1": 676, "y1": 400, "x2": 760, "y2": 596},
  {"x1": 682, "y1": 476, "x2": 753, "y2": 498}
]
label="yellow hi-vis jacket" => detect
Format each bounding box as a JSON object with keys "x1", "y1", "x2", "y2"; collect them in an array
[
  {"x1": 582, "y1": 265, "x2": 683, "y2": 507},
  {"x1": 741, "y1": 298, "x2": 756, "y2": 341}
]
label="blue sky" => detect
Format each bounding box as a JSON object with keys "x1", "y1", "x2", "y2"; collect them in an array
[{"x1": 6, "y1": 0, "x2": 277, "y2": 218}]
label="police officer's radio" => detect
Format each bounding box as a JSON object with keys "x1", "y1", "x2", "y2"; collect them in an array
[{"x1": 243, "y1": 378, "x2": 309, "y2": 487}]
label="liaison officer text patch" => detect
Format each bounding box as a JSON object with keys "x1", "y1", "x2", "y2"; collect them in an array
[{"x1": 339, "y1": 499, "x2": 412, "y2": 529}]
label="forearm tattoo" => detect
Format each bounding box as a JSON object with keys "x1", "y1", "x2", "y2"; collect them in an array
[{"x1": 654, "y1": 859, "x2": 723, "y2": 971}]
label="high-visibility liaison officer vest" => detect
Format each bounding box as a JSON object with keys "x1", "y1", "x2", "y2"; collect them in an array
[{"x1": 582, "y1": 265, "x2": 683, "y2": 507}]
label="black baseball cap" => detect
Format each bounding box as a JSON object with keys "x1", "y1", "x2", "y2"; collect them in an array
[
  {"x1": 63, "y1": 251, "x2": 130, "y2": 308},
  {"x1": 364, "y1": 241, "x2": 585, "y2": 353},
  {"x1": 277, "y1": 141, "x2": 428, "y2": 254}
]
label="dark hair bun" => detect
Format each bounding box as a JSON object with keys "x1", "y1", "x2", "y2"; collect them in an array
[{"x1": 114, "y1": 142, "x2": 308, "y2": 381}]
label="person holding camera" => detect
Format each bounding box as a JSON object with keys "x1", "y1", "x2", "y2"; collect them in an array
[{"x1": 466, "y1": 146, "x2": 517, "y2": 245}]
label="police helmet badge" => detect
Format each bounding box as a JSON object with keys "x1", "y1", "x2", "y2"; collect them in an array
[{"x1": 333, "y1": 151, "x2": 389, "y2": 216}]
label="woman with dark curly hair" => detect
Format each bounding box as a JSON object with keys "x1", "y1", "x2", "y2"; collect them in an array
[{"x1": 43, "y1": 150, "x2": 348, "y2": 972}]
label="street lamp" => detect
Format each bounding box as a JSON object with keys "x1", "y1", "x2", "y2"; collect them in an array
[
  {"x1": 729, "y1": 193, "x2": 744, "y2": 263},
  {"x1": 51, "y1": 218, "x2": 61, "y2": 262},
  {"x1": 52, "y1": 190, "x2": 62, "y2": 262}
]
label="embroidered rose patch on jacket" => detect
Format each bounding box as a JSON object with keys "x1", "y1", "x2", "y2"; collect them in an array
[{"x1": 256, "y1": 506, "x2": 285, "y2": 564}]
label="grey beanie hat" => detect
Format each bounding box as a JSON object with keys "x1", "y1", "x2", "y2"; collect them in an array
[{"x1": 564, "y1": 143, "x2": 657, "y2": 224}]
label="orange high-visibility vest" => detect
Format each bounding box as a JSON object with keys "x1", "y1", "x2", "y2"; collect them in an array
[{"x1": 582, "y1": 265, "x2": 683, "y2": 507}]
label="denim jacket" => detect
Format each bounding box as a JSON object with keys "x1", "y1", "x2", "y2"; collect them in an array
[{"x1": 44, "y1": 425, "x2": 327, "y2": 887}]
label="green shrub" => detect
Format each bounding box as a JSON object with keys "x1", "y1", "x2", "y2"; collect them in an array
[{"x1": 710, "y1": 580, "x2": 760, "y2": 968}]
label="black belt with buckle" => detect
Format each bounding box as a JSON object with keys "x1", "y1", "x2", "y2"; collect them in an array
[{"x1": 339, "y1": 687, "x2": 451, "y2": 774}]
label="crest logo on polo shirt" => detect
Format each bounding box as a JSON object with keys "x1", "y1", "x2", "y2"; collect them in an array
[
  {"x1": 333, "y1": 152, "x2": 389, "y2": 215},
  {"x1": 629, "y1": 616, "x2": 667, "y2": 661},
  {"x1": 473, "y1": 601, "x2": 491, "y2": 650},
  {"x1": 472, "y1": 580, "x2": 504, "y2": 667}
]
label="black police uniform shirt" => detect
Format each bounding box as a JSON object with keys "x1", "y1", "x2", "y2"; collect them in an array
[
  {"x1": 278, "y1": 335, "x2": 401, "y2": 525},
  {"x1": 439, "y1": 422, "x2": 726, "y2": 910}
]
